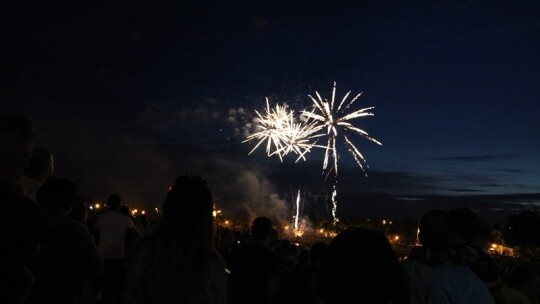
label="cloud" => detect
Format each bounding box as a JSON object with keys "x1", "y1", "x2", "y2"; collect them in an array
[
  {"x1": 337, "y1": 170, "x2": 450, "y2": 195},
  {"x1": 138, "y1": 100, "x2": 223, "y2": 129},
  {"x1": 447, "y1": 188, "x2": 486, "y2": 193},
  {"x1": 448, "y1": 174, "x2": 499, "y2": 185},
  {"x1": 494, "y1": 169, "x2": 528, "y2": 173},
  {"x1": 226, "y1": 106, "x2": 258, "y2": 138},
  {"x1": 334, "y1": 167, "x2": 510, "y2": 196},
  {"x1": 430, "y1": 154, "x2": 518, "y2": 162}
]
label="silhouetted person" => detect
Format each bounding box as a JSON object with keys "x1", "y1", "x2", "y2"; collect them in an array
[
  {"x1": 274, "y1": 240, "x2": 298, "y2": 272},
  {"x1": 0, "y1": 115, "x2": 44, "y2": 303},
  {"x1": 499, "y1": 265, "x2": 539, "y2": 304},
  {"x1": 448, "y1": 207, "x2": 502, "y2": 291},
  {"x1": 17, "y1": 148, "x2": 54, "y2": 202},
  {"x1": 316, "y1": 227, "x2": 410, "y2": 304},
  {"x1": 117, "y1": 204, "x2": 138, "y2": 263},
  {"x1": 309, "y1": 241, "x2": 328, "y2": 273},
  {"x1": 287, "y1": 241, "x2": 328, "y2": 304},
  {"x1": 96, "y1": 194, "x2": 139, "y2": 304},
  {"x1": 287, "y1": 248, "x2": 312, "y2": 304},
  {"x1": 69, "y1": 198, "x2": 89, "y2": 227},
  {"x1": 119, "y1": 204, "x2": 130, "y2": 217},
  {"x1": 229, "y1": 217, "x2": 282, "y2": 304},
  {"x1": 403, "y1": 209, "x2": 494, "y2": 304},
  {"x1": 126, "y1": 175, "x2": 227, "y2": 304},
  {"x1": 27, "y1": 177, "x2": 103, "y2": 304},
  {"x1": 135, "y1": 213, "x2": 152, "y2": 237}
]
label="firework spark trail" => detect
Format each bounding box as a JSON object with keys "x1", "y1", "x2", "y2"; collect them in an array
[
  {"x1": 302, "y1": 82, "x2": 382, "y2": 223},
  {"x1": 294, "y1": 188, "x2": 301, "y2": 231},
  {"x1": 331, "y1": 185, "x2": 338, "y2": 222}
]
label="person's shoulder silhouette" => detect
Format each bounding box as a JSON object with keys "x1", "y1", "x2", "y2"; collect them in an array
[
  {"x1": 229, "y1": 216, "x2": 283, "y2": 304},
  {"x1": 0, "y1": 115, "x2": 44, "y2": 303},
  {"x1": 317, "y1": 227, "x2": 410, "y2": 304},
  {"x1": 403, "y1": 209, "x2": 494, "y2": 304},
  {"x1": 26, "y1": 177, "x2": 103, "y2": 304}
]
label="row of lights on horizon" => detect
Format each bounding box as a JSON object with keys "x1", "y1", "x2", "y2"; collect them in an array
[
  {"x1": 89, "y1": 203, "x2": 160, "y2": 216},
  {"x1": 212, "y1": 210, "x2": 402, "y2": 240},
  {"x1": 73, "y1": 206, "x2": 520, "y2": 255}
]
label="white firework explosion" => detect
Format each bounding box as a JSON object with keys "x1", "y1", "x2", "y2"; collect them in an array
[
  {"x1": 243, "y1": 98, "x2": 323, "y2": 161},
  {"x1": 301, "y1": 82, "x2": 382, "y2": 175}
]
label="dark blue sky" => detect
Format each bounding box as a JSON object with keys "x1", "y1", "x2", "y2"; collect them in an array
[{"x1": 2, "y1": 1, "x2": 540, "y2": 220}]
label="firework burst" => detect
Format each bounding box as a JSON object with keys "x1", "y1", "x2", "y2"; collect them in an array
[
  {"x1": 302, "y1": 82, "x2": 382, "y2": 175},
  {"x1": 243, "y1": 98, "x2": 324, "y2": 161},
  {"x1": 242, "y1": 84, "x2": 381, "y2": 224},
  {"x1": 302, "y1": 82, "x2": 382, "y2": 223}
]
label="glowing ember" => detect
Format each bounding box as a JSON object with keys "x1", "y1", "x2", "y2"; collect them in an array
[{"x1": 293, "y1": 228, "x2": 304, "y2": 238}]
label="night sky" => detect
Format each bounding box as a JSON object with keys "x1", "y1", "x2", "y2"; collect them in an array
[{"x1": 3, "y1": 1, "x2": 540, "y2": 223}]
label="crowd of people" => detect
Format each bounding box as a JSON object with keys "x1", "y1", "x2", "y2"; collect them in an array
[{"x1": 1, "y1": 115, "x2": 539, "y2": 304}]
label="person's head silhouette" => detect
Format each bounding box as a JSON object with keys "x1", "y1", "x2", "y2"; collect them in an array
[
  {"x1": 0, "y1": 116, "x2": 34, "y2": 183},
  {"x1": 24, "y1": 148, "x2": 54, "y2": 183},
  {"x1": 318, "y1": 227, "x2": 410, "y2": 304},
  {"x1": 417, "y1": 209, "x2": 456, "y2": 248},
  {"x1": 107, "y1": 194, "x2": 121, "y2": 210},
  {"x1": 36, "y1": 177, "x2": 77, "y2": 213}
]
